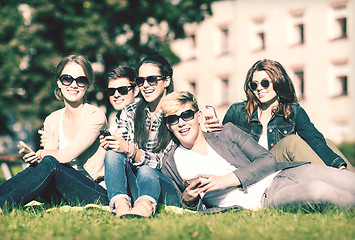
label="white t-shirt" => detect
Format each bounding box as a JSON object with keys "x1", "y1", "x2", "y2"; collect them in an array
[
  {"x1": 174, "y1": 144, "x2": 279, "y2": 210},
  {"x1": 258, "y1": 134, "x2": 268, "y2": 149},
  {"x1": 58, "y1": 105, "x2": 87, "y2": 175}
]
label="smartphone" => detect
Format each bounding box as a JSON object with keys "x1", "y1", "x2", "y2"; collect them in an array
[
  {"x1": 184, "y1": 176, "x2": 202, "y2": 189},
  {"x1": 186, "y1": 176, "x2": 199, "y2": 185},
  {"x1": 205, "y1": 105, "x2": 217, "y2": 118},
  {"x1": 100, "y1": 130, "x2": 111, "y2": 137},
  {"x1": 17, "y1": 141, "x2": 34, "y2": 153}
]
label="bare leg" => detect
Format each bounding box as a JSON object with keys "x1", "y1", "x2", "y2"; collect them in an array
[
  {"x1": 130, "y1": 198, "x2": 154, "y2": 217},
  {"x1": 114, "y1": 198, "x2": 131, "y2": 217}
]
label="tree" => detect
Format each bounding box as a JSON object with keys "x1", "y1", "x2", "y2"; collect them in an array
[{"x1": 0, "y1": 0, "x2": 213, "y2": 136}]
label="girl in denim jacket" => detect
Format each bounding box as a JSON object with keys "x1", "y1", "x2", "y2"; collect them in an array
[{"x1": 205, "y1": 59, "x2": 353, "y2": 172}]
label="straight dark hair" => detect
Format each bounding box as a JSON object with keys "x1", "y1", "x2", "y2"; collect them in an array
[{"x1": 134, "y1": 55, "x2": 174, "y2": 153}]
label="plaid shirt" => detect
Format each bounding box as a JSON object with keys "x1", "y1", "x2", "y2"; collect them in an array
[{"x1": 111, "y1": 101, "x2": 172, "y2": 170}]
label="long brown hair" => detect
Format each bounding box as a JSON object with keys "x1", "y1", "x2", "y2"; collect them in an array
[
  {"x1": 244, "y1": 59, "x2": 298, "y2": 121},
  {"x1": 54, "y1": 55, "x2": 94, "y2": 100}
]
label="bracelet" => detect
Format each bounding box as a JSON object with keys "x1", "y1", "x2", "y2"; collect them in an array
[
  {"x1": 39, "y1": 149, "x2": 44, "y2": 159},
  {"x1": 128, "y1": 144, "x2": 138, "y2": 160}
]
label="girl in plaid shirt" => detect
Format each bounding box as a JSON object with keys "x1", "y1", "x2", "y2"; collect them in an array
[{"x1": 100, "y1": 55, "x2": 179, "y2": 218}]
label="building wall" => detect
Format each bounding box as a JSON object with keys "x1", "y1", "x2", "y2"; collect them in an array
[{"x1": 171, "y1": 0, "x2": 354, "y2": 143}]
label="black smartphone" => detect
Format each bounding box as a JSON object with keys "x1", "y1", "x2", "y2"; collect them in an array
[
  {"x1": 100, "y1": 130, "x2": 111, "y2": 137},
  {"x1": 205, "y1": 105, "x2": 217, "y2": 118},
  {"x1": 184, "y1": 177, "x2": 201, "y2": 189}
]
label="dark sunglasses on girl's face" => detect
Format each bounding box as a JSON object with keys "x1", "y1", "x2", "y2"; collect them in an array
[
  {"x1": 249, "y1": 79, "x2": 271, "y2": 91},
  {"x1": 135, "y1": 75, "x2": 165, "y2": 87},
  {"x1": 164, "y1": 109, "x2": 197, "y2": 125},
  {"x1": 106, "y1": 86, "x2": 134, "y2": 96},
  {"x1": 59, "y1": 74, "x2": 89, "y2": 88}
]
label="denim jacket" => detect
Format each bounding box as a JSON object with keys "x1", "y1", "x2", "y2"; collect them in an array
[{"x1": 222, "y1": 102, "x2": 345, "y2": 168}]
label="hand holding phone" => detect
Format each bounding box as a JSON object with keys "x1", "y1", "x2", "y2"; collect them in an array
[
  {"x1": 184, "y1": 176, "x2": 201, "y2": 189},
  {"x1": 204, "y1": 105, "x2": 223, "y2": 132},
  {"x1": 100, "y1": 130, "x2": 111, "y2": 137},
  {"x1": 205, "y1": 105, "x2": 217, "y2": 118},
  {"x1": 17, "y1": 141, "x2": 34, "y2": 153}
]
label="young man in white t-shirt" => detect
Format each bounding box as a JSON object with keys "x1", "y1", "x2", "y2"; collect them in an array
[{"x1": 160, "y1": 91, "x2": 355, "y2": 212}]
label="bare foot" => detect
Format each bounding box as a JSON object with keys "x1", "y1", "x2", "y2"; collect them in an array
[
  {"x1": 114, "y1": 198, "x2": 131, "y2": 217},
  {"x1": 130, "y1": 199, "x2": 154, "y2": 218}
]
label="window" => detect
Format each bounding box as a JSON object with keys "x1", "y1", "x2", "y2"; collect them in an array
[
  {"x1": 186, "y1": 33, "x2": 197, "y2": 60},
  {"x1": 214, "y1": 26, "x2": 230, "y2": 56},
  {"x1": 291, "y1": 14, "x2": 305, "y2": 45},
  {"x1": 257, "y1": 32, "x2": 265, "y2": 50},
  {"x1": 328, "y1": 61, "x2": 349, "y2": 97},
  {"x1": 330, "y1": 3, "x2": 348, "y2": 40},
  {"x1": 214, "y1": 76, "x2": 229, "y2": 106},
  {"x1": 336, "y1": 16, "x2": 347, "y2": 39},
  {"x1": 189, "y1": 81, "x2": 197, "y2": 94},
  {"x1": 336, "y1": 75, "x2": 348, "y2": 96},
  {"x1": 294, "y1": 70, "x2": 305, "y2": 100},
  {"x1": 220, "y1": 27, "x2": 229, "y2": 55},
  {"x1": 250, "y1": 19, "x2": 266, "y2": 51},
  {"x1": 220, "y1": 78, "x2": 229, "y2": 105}
]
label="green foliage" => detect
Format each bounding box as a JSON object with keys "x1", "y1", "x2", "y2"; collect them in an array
[
  {"x1": 0, "y1": 206, "x2": 354, "y2": 240},
  {"x1": 337, "y1": 142, "x2": 355, "y2": 165},
  {"x1": 0, "y1": 0, "x2": 214, "y2": 134}
]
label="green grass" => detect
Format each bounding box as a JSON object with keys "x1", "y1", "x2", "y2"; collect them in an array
[
  {"x1": 1, "y1": 148, "x2": 355, "y2": 240},
  {"x1": 1, "y1": 206, "x2": 354, "y2": 240}
]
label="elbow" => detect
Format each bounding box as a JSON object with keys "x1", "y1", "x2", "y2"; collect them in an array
[{"x1": 260, "y1": 152, "x2": 278, "y2": 173}]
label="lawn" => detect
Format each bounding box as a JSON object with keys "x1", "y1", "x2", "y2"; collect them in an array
[
  {"x1": 1, "y1": 205, "x2": 354, "y2": 240},
  {"x1": 1, "y1": 160, "x2": 355, "y2": 240}
]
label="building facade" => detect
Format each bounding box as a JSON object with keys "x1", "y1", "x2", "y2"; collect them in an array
[{"x1": 171, "y1": 0, "x2": 354, "y2": 143}]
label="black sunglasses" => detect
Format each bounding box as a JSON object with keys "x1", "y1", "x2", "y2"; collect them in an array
[
  {"x1": 106, "y1": 86, "x2": 134, "y2": 96},
  {"x1": 164, "y1": 109, "x2": 197, "y2": 125},
  {"x1": 59, "y1": 74, "x2": 89, "y2": 88},
  {"x1": 135, "y1": 75, "x2": 166, "y2": 87},
  {"x1": 249, "y1": 79, "x2": 271, "y2": 91}
]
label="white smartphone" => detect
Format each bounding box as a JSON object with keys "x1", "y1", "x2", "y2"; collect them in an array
[
  {"x1": 17, "y1": 141, "x2": 34, "y2": 153},
  {"x1": 205, "y1": 105, "x2": 217, "y2": 118}
]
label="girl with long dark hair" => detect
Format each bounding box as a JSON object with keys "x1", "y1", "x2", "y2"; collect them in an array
[
  {"x1": 206, "y1": 59, "x2": 353, "y2": 171},
  {"x1": 100, "y1": 55, "x2": 178, "y2": 218}
]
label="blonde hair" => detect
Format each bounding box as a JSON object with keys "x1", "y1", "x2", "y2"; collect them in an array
[{"x1": 161, "y1": 91, "x2": 199, "y2": 116}]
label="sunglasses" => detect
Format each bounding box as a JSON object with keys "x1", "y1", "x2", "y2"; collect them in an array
[
  {"x1": 106, "y1": 86, "x2": 134, "y2": 96},
  {"x1": 164, "y1": 109, "x2": 197, "y2": 126},
  {"x1": 249, "y1": 79, "x2": 271, "y2": 91},
  {"x1": 135, "y1": 75, "x2": 165, "y2": 87},
  {"x1": 59, "y1": 74, "x2": 89, "y2": 88}
]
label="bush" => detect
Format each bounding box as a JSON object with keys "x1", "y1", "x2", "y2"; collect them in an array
[{"x1": 337, "y1": 142, "x2": 355, "y2": 165}]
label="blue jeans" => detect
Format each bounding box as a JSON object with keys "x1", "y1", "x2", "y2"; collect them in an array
[
  {"x1": 262, "y1": 164, "x2": 355, "y2": 211},
  {"x1": 104, "y1": 150, "x2": 179, "y2": 211},
  {"x1": 0, "y1": 156, "x2": 108, "y2": 211}
]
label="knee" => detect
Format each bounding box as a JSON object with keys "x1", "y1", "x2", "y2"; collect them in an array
[
  {"x1": 282, "y1": 134, "x2": 303, "y2": 147},
  {"x1": 104, "y1": 150, "x2": 126, "y2": 166},
  {"x1": 302, "y1": 180, "x2": 330, "y2": 201},
  {"x1": 137, "y1": 166, "x2": 157, "y2": 181},
  {"x1": 41, "y1": 155, "x2": 60, "y2": 167}
]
